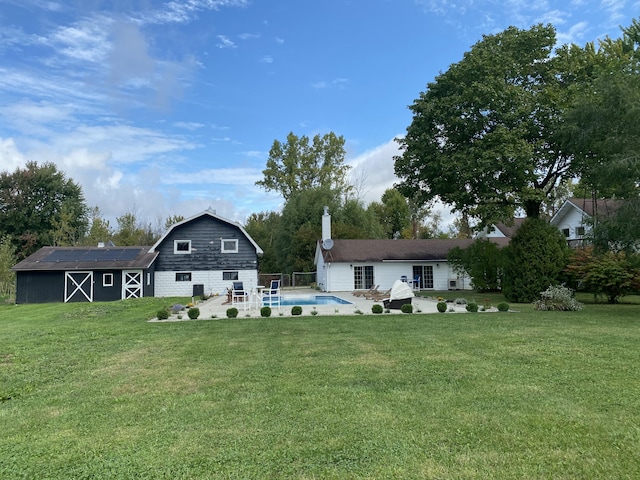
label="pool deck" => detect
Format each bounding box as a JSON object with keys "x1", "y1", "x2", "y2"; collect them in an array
[{"x1": 149, "y1": 288, "x2": 472, "y2": 321}]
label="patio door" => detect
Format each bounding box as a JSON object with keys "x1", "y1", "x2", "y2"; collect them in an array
[
  {"x1": 65, "y1": 271, "x2": 93, "y2": 302},
  {"x1": 122, "y1": 270, "x2": 143, "y2": 299},
  {"x1": 353, "y1": 265, "x2": 374, "y2": 290},
  {"x1": 412, "y1": 265, "x2": 434, "y2": 289}
]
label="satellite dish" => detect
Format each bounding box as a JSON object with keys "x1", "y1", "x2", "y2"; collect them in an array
[{"x1": 322, "y1": 238, "x2": 334, "y2": 250}]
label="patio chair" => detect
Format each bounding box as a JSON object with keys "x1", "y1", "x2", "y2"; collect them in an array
[
  {"x1": 232, "y1": 281, "x2": 249, "y2": 310},
  {"x1": 262, "y1": 279, "x2": 281, "y2": 307},
  {"x1": 353, "y1": 285, "x2": 379, "y2": 297},
  {"x1": 367, "y1": 288, "x2": 391, "y2": 301}
]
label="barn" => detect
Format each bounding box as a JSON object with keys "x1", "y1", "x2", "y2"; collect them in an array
[{"x1": 11, "y1": 246, "x2": 158, "y2": 304}]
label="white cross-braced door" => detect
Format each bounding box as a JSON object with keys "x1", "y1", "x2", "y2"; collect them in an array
[
  {"x1": 64, "y1": 271, "x2": 93, "y2": 302},
  {"x1": 122, "y1": 270, "x2": 143, "y2": 299}
]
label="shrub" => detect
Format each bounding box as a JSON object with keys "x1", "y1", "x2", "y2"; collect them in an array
[
  {"x1": 448, "y1": 239, "x2": 506, "y2": 292},
  {"x1": 466, "y1": 302, "x2": 478, "y2": 312},
  {"x1": 497, "y1": 302, "x2": 510, "y2": 312},
  {"x1": 502, "y1": 218, "x2": 570, "y2": 303},
  {"x1": 226, "y1": 307, "x2": 239, "y2": 318},
  {"x1": 291, "y1": 306, "x2": 303, "y2": 316},
  {"x1": 533, "y1": 284, "x2": 584, "y2": 311},
  {"x1": 260, "y1": 306, "x2": 272, "y2": 318},
  {"x1": 156, "y1": 308, "x2": 169, "y2": 320},
  {"x1": 311, "y1": 309, "x2": 318, "y2": 316},
  {"x1": 371, "y1": 304, "x2": 383, "y2": 314},
  {"x1": 454, "y1": 298, "x2": 467, "y2": 305},
  {"x1": 436, "y1": 301, "x2": 447, "y2": 313},
  {"x1": 187, "y1": 307, "x2": 200, "y2": 319},
  {"x1": 401, "y1": 303, "x2": 413, "y2": 314}
]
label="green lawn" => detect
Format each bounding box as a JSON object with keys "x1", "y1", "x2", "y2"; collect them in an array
[{"x1": 1, "y1": 298, "x2": 639, "y2": 479}]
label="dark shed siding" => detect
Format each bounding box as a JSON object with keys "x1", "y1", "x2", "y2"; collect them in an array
[
  {"x1": 93, "y1": 270, "x2": 123, "y2": 302},
  {"x1": 154, "y1": 216, "x2": 258, "y2": 272},
  {"x1": 16, "y1": 271, "x2": 64, "y2": 304}
]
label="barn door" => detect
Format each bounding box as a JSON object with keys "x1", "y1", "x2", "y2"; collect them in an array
[
  {"x1": 122, "y1": 270, "x2": 143, "y2": 299},
  {"x1": 65, "y1": 271, "x2": 93, "y2": 302}
]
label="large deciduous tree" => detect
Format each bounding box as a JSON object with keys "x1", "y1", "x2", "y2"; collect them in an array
[
  {"x1": 395, "y1": 24, "x2": 582, "y2": 227},
  {"x1": 256, "y1": 131, "x2": 351, "y2": 201},
  {"x1": 0, "y1": 161, "x2": 89, "y2": 259}
]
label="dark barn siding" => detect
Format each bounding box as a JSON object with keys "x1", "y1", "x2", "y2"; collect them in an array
[
  {"x1": 154, "y1": 216, "x2": 258, "y2": 272},
  {"x1": 16, "y1": 271, "x2": 64, "y2": 304}
]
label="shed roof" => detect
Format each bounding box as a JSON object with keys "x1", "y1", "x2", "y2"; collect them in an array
[
  {"x1": 12, "y1": 246, "x2": 158, "y2": 271},
  {"x1": 318, "y1": 238, "x2": 509, "y2": 263}
]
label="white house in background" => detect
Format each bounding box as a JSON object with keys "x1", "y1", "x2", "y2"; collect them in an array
[
  {"x1": 475, "y1": 218, "x2": 526, "y2": 239},
  {"x1": 314, "y1": 208, "x2": 509, "y2": 292},
  {"x1": 550, "y1": 198, "x2": 620, "y2": 247}
]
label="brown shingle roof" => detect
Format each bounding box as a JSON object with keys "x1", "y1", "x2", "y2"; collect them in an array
[
  {"x1": 12, "y1": 246, "x2": 158, "y2": 271},
  {"x1": 567, "y1": 198, "x2": 621, "y2": 218},
  {"x1": 321, "y1": 238, "x2": 509, "y2": 263}
]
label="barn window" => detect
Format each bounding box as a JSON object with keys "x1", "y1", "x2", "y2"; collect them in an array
[
  {"x1": 562, "y1": 228, "x2": 570, "y2": 237},
  {"x1": 576, "y1": 226, "x2": 585, "y2": 236},
  {"x1": 221, "y1": 239, "x2": 238, "y2": 253},
  {"x1": 176, "y1": 272, "x2": 192, "y2": 282},
  {"x1": 103, "y1": 273, "x2": 113, "y2": 287},
  {"x1": 223, "y1": 271, "x2": 239, "y2": 281},
  {"x1": 174, "y1": 240, "x2": 191, "y2": 254}
]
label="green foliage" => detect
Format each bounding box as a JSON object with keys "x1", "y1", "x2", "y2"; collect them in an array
[
  {"x1": 112, "y1": 211, "x2": 159, "y2": 246},
  {"x1": 497, "y1": 302, "x2": 510, "y2": 312},
  {"x1": 371, "y1": 304, "x2": 383, "y2": 314},
  {"x1": 156, "y1": 308, "x2": 169, "y2": 320},
  {"x1": 245, "y1": 211, "x2": 282, "y2": 273},
  {"x1": 448, "y1": 239, "x2": 505, "y2": 292},
  {"x1": 0, "y1": 161, "x2": 89, "y2": 259},
  {"x1": 437, "y1": 301, "x2": 447, "y2": 313},
  {"x1": 466, "y1": 302, "x2": 479, "y2": 312},
  {"x1": 291, "y1": 305, "x2": 303, "y2": 316},
  {"x1": 395, "y1": 24, "x2": 582, "y2": 225},
  {"x1": 502, "y1": 218, "x2": 570, "y2": 303},
  {"x1": 533, "y1": 285, "x2": 584, "y2": 311},
  {"x1": 400, "y1": 303, "x2": 413, "y2": 314},
  {"x1": 0, "y1": 236, "x2": 16, "y2": 301},
  {"x1": 256, "y1": 131, "x2": 351, "y2": 201},
  {"x1": 187, "y1": 307, "x2": 200, "y2": 320},
  {"x1": 566, "y1": 247, "x2": 640, "y2": 304},
  {"x1": 226, "y1": 307, "x2": 239, "y2": 318},
  {"x1": 260, "y1": 306, "x2": 272, "y2": 318},
  {"x1": 369, "y1": 189, "x2": 411, "y2": 239}
]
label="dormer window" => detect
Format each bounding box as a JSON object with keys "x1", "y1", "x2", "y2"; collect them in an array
[
  {"x1": 221, "y1": 239, "x2": 238, "y2": 253},
  {"x1": 174, "y1": 240, "x2": 191, "y2": 254}
]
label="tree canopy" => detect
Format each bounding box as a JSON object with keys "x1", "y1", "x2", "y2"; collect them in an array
[
  {"x1": 394, "y1": 24, "x2": 583, "y2": 227},
  {"x1": 0, "y1": 161, "x2": 89, "y2": 259},
  {"x1": 256, "y1": 132, "x2": 351, "y2": 201}
]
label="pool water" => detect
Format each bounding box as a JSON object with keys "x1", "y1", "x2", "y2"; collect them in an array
[{"x1": 266, "y1": 295, "x2": 352, "y2": 306}]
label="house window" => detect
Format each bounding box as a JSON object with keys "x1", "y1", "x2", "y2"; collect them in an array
[
  {"x1": 354, "y1": 265, "x2": 374, "y2": 290},
  {"x1": 174, "y1": 240, "x2": 191, "y2": 254},
  {"x1": 223, "y1": 271, "x2": 239, "y2": 281},
  {"x1": 176, "y1": 272, "x2": 192, "y2": 282},
  {"x1": 147, "y1": 272, "x2": 151, "y2": 285},
  {"x1": 576, "y1": 226, "x2": 586, "y2": 236},
  {"x1": 562, "y1": 228, "x2": 570, "y2": 238},
  {"x1": 221, "y1": 239, "x2": 238, "y2": 253},
  {"x1": 103, "y1": 273, "x2": 113, "y2": 287}
]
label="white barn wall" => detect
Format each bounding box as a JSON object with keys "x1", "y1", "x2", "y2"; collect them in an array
[{"x1": 154, "y1": 270, "x2": 259, "y2": 297}]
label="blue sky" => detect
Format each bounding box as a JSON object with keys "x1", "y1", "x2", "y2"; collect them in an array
[{"x1": 1, "y1": 0, "x2": 638, "y2": 229}]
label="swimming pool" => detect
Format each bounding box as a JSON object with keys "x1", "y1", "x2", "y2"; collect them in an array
[{"x1": 264, "y1": 295, "x2": 352, "y2": 306}]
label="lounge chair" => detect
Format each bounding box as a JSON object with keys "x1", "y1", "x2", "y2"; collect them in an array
[
  {"x1": 353, "y1": 285, "x2": 379, "y2": 297},
  {"x1": 367, "y1": 288, "x2": 391, "y2": 301}
]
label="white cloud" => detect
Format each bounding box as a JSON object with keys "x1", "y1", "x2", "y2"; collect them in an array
[
  {"x1": 174, "y1": 121, "x2": 206, "y2": 130},
  {"x1": 260, "y1": 55, "x2": 274, "y2": 63},
  {"x1": 0, "y1": 137, "x2": 27, "y2": 172},
  {"x1": 216, "y1": 35, "x2": 237, "y2": 48}
]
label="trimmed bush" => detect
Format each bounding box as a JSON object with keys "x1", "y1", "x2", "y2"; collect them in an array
[
  {"x1": 454, "y1": 298, "x2": 467, "y2": 305},
  {"x1": 260, "y1": 306, "x2": 272, "y2": 318},
  {"x1": 226, "y1": 307, "x2": 239, "y2": 318},
  {"x1": 291, "y1": 306, "x2": 303, "y2": 316},
  {"x1": 156, "y1": 308, "x2": 169, "y2": 320},
  {"x1": 466, "y1": 302, "x2": 479, "y2": 312},
  {"x1": 187, "y1": 307, "x2": 200, "y2": 319},
  {"x1": 497, "y1": 302, "x2": 510, "y2": 312},
  {"x1": 436, "y1": 301, "x2": 447, "y2": 313},
  {"x1": 371, "y1": 304, "x2": 383, "y2": 314},
  {"x1": 401, "y1": 303, "x2": 413, "y2": 314}
]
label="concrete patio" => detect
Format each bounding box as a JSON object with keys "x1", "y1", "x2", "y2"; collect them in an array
[{"x1": 149, "y1": 288, "x2": 473, "y2": 322}]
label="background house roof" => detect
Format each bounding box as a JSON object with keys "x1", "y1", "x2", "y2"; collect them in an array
[
  {"x1": 566, "y1": 198, "x2": 621, "y2": 217},
  {"x1": 12, "y1": 246, "x2": 158, "y2": 271},
  {"x1": 319, "y1": 238, "x2": 509, "y2": 263}
]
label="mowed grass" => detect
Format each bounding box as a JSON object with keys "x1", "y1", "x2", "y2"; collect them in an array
[{"x1": 1, "y1": 298, "x2": 639, "y2": 479}]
